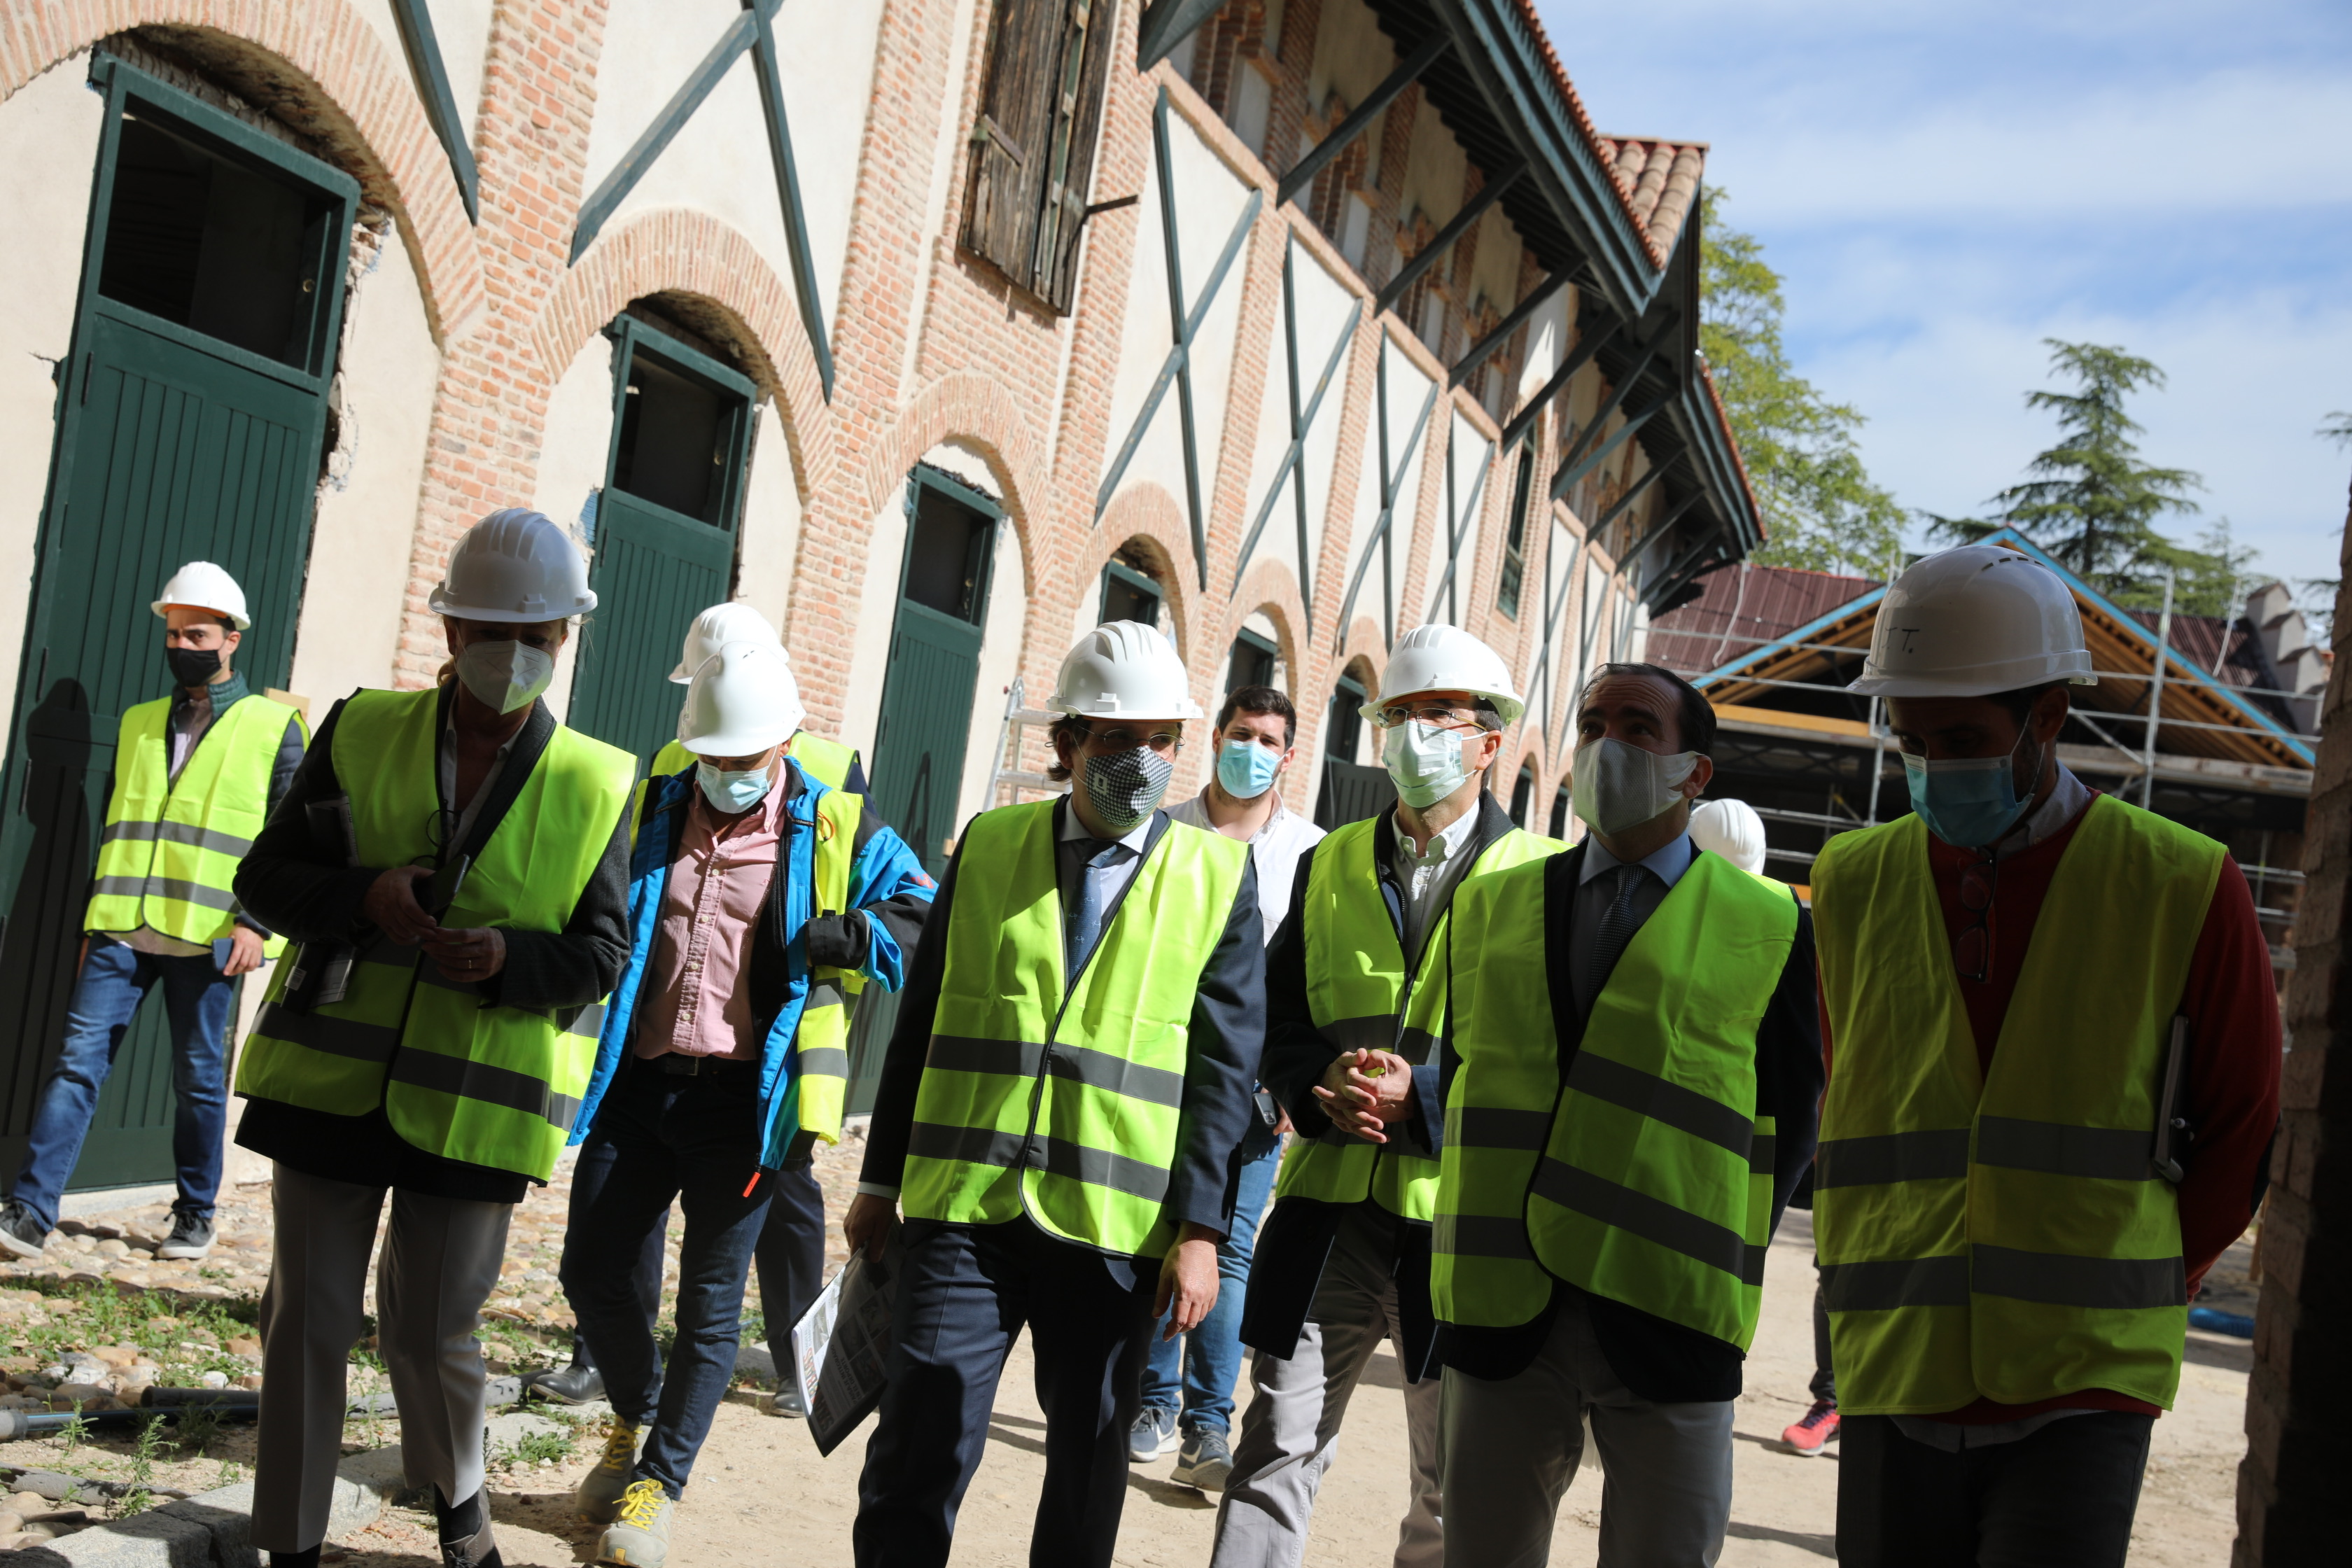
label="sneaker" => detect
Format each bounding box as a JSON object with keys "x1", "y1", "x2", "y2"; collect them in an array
[
  {"x1": 1128, "y1": 1406, "x2": 1178, "y2": 1462},
  {"x1": 436, "y1": 1488, "x2": 501, "y2": 1568},
  {"x1": 1782, "y1": 1399, "x2": 1840, "y2": 1456},
  {"x1": 523, "y1": 1361, "x2": 608, "y2": 1406},
  {"x1": 0, "y1": 1201, "x2": 45, "y2": 1261},
  {"x1": 594, "y1": 1478, "x2": 672, "y2": 1568},
  {"x1": 1170, "y1": 1426, "x2": 1234, "y2": 1491},
  {"x1": 157, "y1": 1211, "x2": 215, "y2": 1261},
  {"x1": 574, "y1": 1420, "x2": 643, "y2": 1522}
]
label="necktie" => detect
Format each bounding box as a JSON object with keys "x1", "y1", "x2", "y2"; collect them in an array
[
  {"x1": 1578, "y1": 864, "x2": 1646, "y2": 1016},
  {"x1": 1067, "y1": 839, "x2": 1124, "y2": 979}
]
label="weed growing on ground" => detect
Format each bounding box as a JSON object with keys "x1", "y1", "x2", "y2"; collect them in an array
[{"x1": 118, "y1": 1413, "x2": 165, "y2": 1515}]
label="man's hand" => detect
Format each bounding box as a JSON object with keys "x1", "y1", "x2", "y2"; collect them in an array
[
  {"x1": 222, "y1": 925, "x2": 267, "y2": 976},
  {"x1": 363, "y1": 865, "x2": 438, "y2": 945},
  {"x1": 420, "y1": 926, "x2": 505, "y2": 986},
  {"x1": 1311, "y1": 1049, "x2": 1413, "y2": 1143},
  {"x1": 845, "y1": 1192, "x2": 899, "y2": 1263},
  {"x1": 1154, "y1": 1223, "x2": 1222, "y2": 1339}
]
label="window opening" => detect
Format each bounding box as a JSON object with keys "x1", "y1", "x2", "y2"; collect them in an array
[
  {"x1": 1509, "y1": 762, "x2": 1535, "y2": 827},
  {"x1": 1228, "y1": 627, "x2": 1278, "y2": 692},
  {"x1": 1327, "y1": 671, "x2": 1366, "y2": 762},
  {"x1": 611, "y1": 352, "x2": 738, "y2": 526},
  {"x1": 1548, "y1": 784, "x2": 1570, "y2": 839},
  {"x1": 904, "y1": 472, "x2": 996, "y2": 624},
  {"x1": 1495, "y1": 444, "x2": 1535, "y2": 618},
  {"x1": 1100, "y1": 548, "x2": 1164, "y2": 628}
]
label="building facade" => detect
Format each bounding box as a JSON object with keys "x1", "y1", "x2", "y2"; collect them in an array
[{"x1": 0, "y1": 0, "x2": 1754, "y2": 1178}]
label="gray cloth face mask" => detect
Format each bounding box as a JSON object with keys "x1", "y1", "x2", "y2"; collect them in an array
[{"x1": 1082, "y1": 746, "x2": 1175, "y2": 834}]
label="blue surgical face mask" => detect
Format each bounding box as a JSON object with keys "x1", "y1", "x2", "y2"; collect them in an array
[
  {"x1": 1903, "y1": 729, "x2": 2040, "y2": 848},
  {"x1": 1217, "y1": 738, "x2": 1283, "y2": 801},
  {"x1": 696, "y1": 759, "x2": 774, "y2": 815}
]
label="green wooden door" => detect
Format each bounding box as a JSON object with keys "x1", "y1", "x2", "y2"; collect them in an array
[
  {"x1": 567, "y1": 319, "x2": 752, "y2": 771},
  {"x1": 845, "y1": 468, "x2": 1001, "y2": 1111},
  {"x1": 0, "y1": 59, "x2": 353, "y2": 1191}
]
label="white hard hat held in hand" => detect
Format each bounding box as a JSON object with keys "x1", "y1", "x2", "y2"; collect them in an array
[
  {"x1": 1053, "y1": 621, "x2": 1203, "y2": 719},
  {"x1": 1689, "y1": 798, "x2": 1768, "y2": 876},
  {"x1": 1849, "y1": 545, "x2": 2096, "y2": 699},
  {"x1": 671, "y1": 601, "x2": 782, "y2": 683},
  {"x1": 153, "y1": 562, "x2": 251, "y2": 630},
  {"x1": 428, "y1": 508, "x2": 596, "y2": 622},
  {"x1": 679, "y1": 641, "x2": 805, "y2": 755},
  {"x1": 1364, "y1": 623, "x2": 1524, "y2": 726}
]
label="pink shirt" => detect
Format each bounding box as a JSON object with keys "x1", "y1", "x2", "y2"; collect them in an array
[{"x1": 632, "y1": 778, "x2": 785, "y2": 1060}]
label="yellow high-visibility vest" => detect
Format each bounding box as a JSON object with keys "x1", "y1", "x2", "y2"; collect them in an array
[{"x1": 1811, "y1": 797, "x2": 2220, "y2": 1413}]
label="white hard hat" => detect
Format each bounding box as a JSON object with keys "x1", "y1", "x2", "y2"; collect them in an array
[
  {"x1": 678, "y1": 641, "x2": 806, "y2": 755},
  {"x1": 153, "y1": 562, "x2": 250, "y2": 630},
  {"x1": 428, "y1": 508, "x2": 596, "y2": 622},
  {"x1": 1364, "y1": 623, "x2": 1525, "y2": 726},
  {"x1": 1849, "y1": 545, "x2": 2095, "y2": 698},
  {"x1": 1052, "y1": 620, "x2": 1203, "y2": 719},
  {"x1": 671, "y1": 601, "x2": 781, "y2": 683},
  {"x1": 1688, "y1": 798, "x2": 1768, "y2": 876}
]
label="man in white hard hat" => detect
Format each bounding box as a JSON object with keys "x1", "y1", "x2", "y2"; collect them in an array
[
  {"x1": 1432, "y1": 660, "x2": 1822, "y2": 1565},
  {"x1": 1809, "y1": 545, "x2": 2278, "y2": 1567},
  {"x1": 0, "y1": 564, "x2": 306, "y2": 1265},
  {"x1": 230, "y1": 508, "x2": 639, "y2": 1568},
  {"x1": 526, "y1": 600, "x2": 875, "y2": 1413},
  {"x1": 1132, "y1": 682, "x2": 1324, "y2": 1489},
  {"x1": 554, "y1": 642, "x2": 932, "y2": 1567},
  {"x1": 846, "y1": 620, "x2": 1266, "y2": 1568},
  {"x1": 1211, "y1": 624, "x2": 1560, "y2": 1567}
]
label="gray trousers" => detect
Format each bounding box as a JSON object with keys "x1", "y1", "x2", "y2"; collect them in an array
[
  {"x1": 1439, "y1": 1293, "x2": 1734, "y2": 1568},
  {"x1": 1211, "y1": 1205, "x2": 1441, "y2": 1568},
  {"x1": 253, "y1": 1164, "x2": 511, "y2": 1553}
]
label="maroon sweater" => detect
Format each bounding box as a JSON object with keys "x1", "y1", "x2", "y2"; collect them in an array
[{"x1": 1825, "y1": 792, "x2": 2281, "y2": 1422}]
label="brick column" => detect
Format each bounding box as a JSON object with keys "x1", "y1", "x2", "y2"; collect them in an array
[{"x1": 2235, "y1": 480, "x2": 2352, "y2": 1562}]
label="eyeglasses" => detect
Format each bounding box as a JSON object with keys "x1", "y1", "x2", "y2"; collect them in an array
[
  {"x1": 1374, "y1": 703, "x2": 1482, "y2": 732},
  {"x1": 1953, "y1": 851, "x2": 1996, "y2": 983},
  {"x1": 1084, "y1": 726, "x2": 1184, "y2": 755}
]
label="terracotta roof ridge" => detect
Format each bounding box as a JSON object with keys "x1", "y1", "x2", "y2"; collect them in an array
[
  {"x1": 1502, "y1": 0, "x2": 1679, "y2": 270},
  {"x1": 1595, "y1": 134, "x2": 1714, "y2": 153}
]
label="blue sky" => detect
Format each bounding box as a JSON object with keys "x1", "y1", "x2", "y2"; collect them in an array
[{"x1": 1535, "y1": 0, "x2": 2352, "y2": 598}]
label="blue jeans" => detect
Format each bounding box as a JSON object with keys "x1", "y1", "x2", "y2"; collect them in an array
[
  {"x1": 1140, "y1": 1129, "x2": 1280, "y2": 1434},
  {"x1": 559, "y1": 1058, "x2": 773, "y2": 1498},
  {"x1": 10, "y1": 934, "x2": 236, "y2": 1230}
]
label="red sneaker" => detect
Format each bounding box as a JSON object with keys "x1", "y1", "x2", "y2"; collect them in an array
[{"x1": 1782, "y1": 1399, "x2": 1840, "y2": 1455}]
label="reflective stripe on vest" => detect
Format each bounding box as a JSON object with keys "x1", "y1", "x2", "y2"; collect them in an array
[
  {"x1": 791, "y1": 788, "x2": 862, "y2": 1145},
  {"x1": 899, "y1": 802, "x2": 1249, "y2": 1256},
  {"x1": 1277, "y1": 821, "x2": 1563, "y2": 1221},
  {"x1": 1434, "y1": 850, "x2": 1796, "y2": 1349},
  {"x1": 86, "y1": 695, "x2": 302, "y2": 954},
  {"x1": 1811, "y1": 797, "x2": 2219, "y2": 1414},
  {"x1": 234, "y1": 687, "x2": 634, "y2": 1180}
]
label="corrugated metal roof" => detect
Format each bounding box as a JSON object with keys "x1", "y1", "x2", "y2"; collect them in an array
[{"x1": 1648, "y1": 562, "x2": 1880, "y2": 676}]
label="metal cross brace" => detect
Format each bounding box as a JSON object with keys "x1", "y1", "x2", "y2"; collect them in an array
[
  {"x1": 1231, "y1": 239, "x2": 1362, "y2": 615},
  {"x1": 1449, "y1": 268, "x2": 1569, "y2": 388},
  {"x1": 390, "y1": 0, "x2": 478, "y2": 222},
  {"x1": 1334, "y1": 344, "x2": 1441, "y2": 649},
  {"x1": 1278, "y1": 34, "x2": 1451, "y2": 207},
  {"x1": 1094, "y1": 89, "x2": 1264, "y2": 587}
]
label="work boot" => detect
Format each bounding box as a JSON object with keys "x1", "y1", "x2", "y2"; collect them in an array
[
  {"x1": 1782, "y1": 1398, "x2": 1840, "y2": 1456},
  {"x1": 1170, "y1": 1426, "x2": 1234, "y2": 1491},
  {"x1": 574, "y1": 1419, "x2": 643, "y2": 1522},
  {"x1": 524, "y1": 1361, "x2": 608, "y2": 1406},
  {"x1": 1127, "y1": 1406, "x2": 1178, "y2": 1462},
  {"x1": 0, "y1": 1201, "x2": 46, "y2": 1261},
  {"x1": 593, "y1": 1479, "x2": 672, "y2": 1568},
  {"x1": 157, "y1": 1210, "x2": 215, "y2": 1260}
]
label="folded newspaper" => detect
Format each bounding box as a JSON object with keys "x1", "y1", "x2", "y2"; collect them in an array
[{"x1": 791, "y1": 1248, "x2": 898, "y2": 1457}]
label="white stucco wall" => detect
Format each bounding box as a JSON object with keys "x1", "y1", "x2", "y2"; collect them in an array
[
  {"x1": 582, "y1": 0, "x2": 883, "y2": 337},
  {"x1": 1307, "y1": 0, "x2": 1396, "y2": 122},
  {"x1": 1336, "y1": 332, "x2": 1436, "y2": 644},
  {"x1": 533, "y1": 334, "x2": 617, "y2": 719},
  {"x1": 1097, "y1": 108, "x2": 1254, "y2": 559},
  {"x1": 290, "y1": 224, "x2": 441, "y2": 709},
  {"x1": 1518, "y1": 286, "x2": 1572, "y2": 398},
  {"x1": 0, "y1": 66, "x2": 104, "y2": 713},
  {"x1": 733, "y1": 401, "x2": 804, "y2": 640},
  {"x1": 1420, "y1": 406, "x2": 1491, "y2": 627},
  {"x1": 1238, "y1": 238, "x2": 1358, "y2": 615}
]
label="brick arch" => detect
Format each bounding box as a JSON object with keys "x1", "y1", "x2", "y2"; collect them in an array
[
  {"x1": 1094, "y1": 484, "x2": 1198, "y2": 668},
  {"x1": 1221, "y1": 569, "x2": 1319, "y2": 816},
  {"x1": 531, "y1": 207, "x2": 840, "y2": 505},
  {"x1": 857, "y1": 371, "x2": 1048, "y2": 582},
  {"x1": 5, "y1": 1, "x2": 488, "y2": 343}
]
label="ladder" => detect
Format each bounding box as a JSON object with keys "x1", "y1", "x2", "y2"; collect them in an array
[{"x1": 986, "y1": 676, "x2": 1070, "y2": 806}]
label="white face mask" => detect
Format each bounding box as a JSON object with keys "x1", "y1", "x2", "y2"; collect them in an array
[
  {"x1": 1382, "y1": 721, "x2": 1477, "y2": 809},
  {"x1": 455, "y1": 639, "x2": 555, "y2": 715},
  {"x1": 1571, "y1": 736, "x2": 1700, "y2": 836}
]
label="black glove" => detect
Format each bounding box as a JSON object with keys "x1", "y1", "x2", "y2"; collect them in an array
[{"x1": 802, "y1": 909, "x2": 868, "y2": 969}]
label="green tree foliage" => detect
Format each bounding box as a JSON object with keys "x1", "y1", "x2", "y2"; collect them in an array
[
  {"x1": 1698, "y1": 191, "x2": 1905, "y2": 578},
  {"x1": 1930, "y1": 340, "x2": 2213, "y2": 608}
]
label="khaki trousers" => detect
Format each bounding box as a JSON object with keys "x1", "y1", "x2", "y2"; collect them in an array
[{"x1": 251, "y1": 1164, "x2": 511, "y2": 1553}]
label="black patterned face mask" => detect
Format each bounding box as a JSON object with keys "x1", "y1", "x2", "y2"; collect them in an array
[{"x1": 1083, "y1": 745, "x2": 1175, "y2": 834}]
